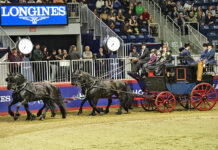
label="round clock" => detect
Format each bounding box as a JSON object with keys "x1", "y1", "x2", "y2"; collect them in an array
[
  {"x1": 106, "y1": 37, "x2": 121, "y2": 52},
  {"x1": 18, "y1": 38, "x2": 33, "y2": 54}
]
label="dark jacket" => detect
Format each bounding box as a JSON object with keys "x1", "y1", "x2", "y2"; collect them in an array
[
  {"x1": 205, "y1": 49, "x2": 216, "y2": 65},
  {"x1": 69, "y1": 50, "x2": 81, "y2": 60},
  {"x1": 32, "y1": 49, "x2": 44, "y2": 61},
  {"x1": 138, "y1": 48, "x2": 150, "y2": 62},
  {"x1": 179, "y1": 49, "x2": 196, "y2": 65}
]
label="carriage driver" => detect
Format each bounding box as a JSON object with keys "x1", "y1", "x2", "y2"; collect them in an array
[
  {"x1": 197, "y1": 43, "x2": 216, "y2": 82},
  {"x1": 132, "y1": 43, "x2": 150, "y2": 74}
]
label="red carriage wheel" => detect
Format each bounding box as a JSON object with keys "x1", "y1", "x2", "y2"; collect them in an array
[
  {"x1": 155, "y1": 91, "x2": 176, "y2": 113},
  {"x1": 191, "y1": 83, "x2": 217, "y2": 111},
  {"x1": 140, "y1": 99, "x2": 156, "y2": 111}
]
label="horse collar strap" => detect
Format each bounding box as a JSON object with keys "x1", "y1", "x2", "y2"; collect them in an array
[
  {"x1": 85, "y1": 80, "x2": 97, "y2": 96},
  {"x1": 14, "y1": 82, "x2": 28, "y2": 93}
]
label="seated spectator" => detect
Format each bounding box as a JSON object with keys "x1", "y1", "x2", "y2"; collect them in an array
[
  {"x1": 142, "y1": 8, "x2": 150, "y2": 20},
  {"x1": 148, "y1": 15, "x2": 157, "y2": 36},
  {"x1": 129, "y1": 47, "x2": 139, "y2": 71},
  {"x1": 69, "y1": 45, "x2": 80, "y2": 60},
  {"x1": 206, "y1": 5, "x2": 216, "y2": 16},
  {"x1": 137, "y1": 15, "x2": 148, "y2": 30},
  {"x1": 28, "y1": 0, "x2": 35, "y2": 3},
  {"x1": 83, "y1": 46, "x2": 93, "y2": 59},
  {"x1": 19, "y1": 0, "x2": 26, "y2": 3},
  {"x1": 0, "y1": 0, "x2": 11, "y2": 3},
  {"x1": 135, "y1": 2, "x2": 144, "y2": 16},
  {"x1": 106, "y1": 15, "x2": 115, "y2": 29},
  {"x1": 129, "y1": 15, "x2": 139, "y2": 35},
  {"x1": 183, "y1": 8, "x2": 189, "y2": 19},
  {"x1": 8, "y1": 48, "x2": 22, "y2": 74},
  {"x1": 36, "y1": 0, "x2": 42, "y2": 3},
  {"x1": 113, "y1": 0, "x2": 121, "y2": 9},
  {"x1": 172, "y1": 6, "x2": 179, "y2": 19},
  {"x1": 165, "y1": 0, "x2": 174, "y2": 16},
  {"x1": 45, "y1": 0, "x2": 52, "y2": 3},
  {"x1": 81, "y1": 0, "x2": 88, "y2": 7},
  {"x1": 109, "y1": 9, "x2": 116, "y2": 22},
  {"x1": 197, "y1": 10, "x2": 206, "y2": 26},
  {"x1": 205, "y1": 12, "x2": 215, "y2": 25},
  {"x1": 179, "y1": 43, "x2": 196, "y2": 65},
  {"x1": 188, "y1": 11, "x2": 197, "y2": 23},
  {"x1": 128, "y1": 3, "x2": 135, "y2": 15},
  {"x1": 176, "y1": 1, "x2": 183, "y2": 12},
  {"x1": 96, "y1": 0, "x2": 105, "y2": 13},
  {"x1": 93, "y1": 8, "x2": 99, "y2": 16},
  {"x1": 126, "y1": 10, "x2": 133, "y2": 21},
  {"x1": 177, "y1": 12, "x2": 188, "y2": 34},
  {"x1": 122, "y1": 21, "x2": 133, "y2": 35},
  {"x1": 116, "y1": 9, "x2": 125, "y2": 22},
  {"x1": 54, "y1": 0, "x2": 64, "y2": 3},
  {"x1": 101, "y1": 10, "x2": 108, "y2": 21},
  {"x1": 121, "y1": 0, "x2": 130, "y2": 11},
  {"x1": 105, "y1": 0, "x2": 113, "y2": 11}
]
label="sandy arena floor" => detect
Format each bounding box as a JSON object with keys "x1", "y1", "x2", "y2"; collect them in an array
[{"x1": 0, "y1": 104, "x2": 218, "y2": 150}]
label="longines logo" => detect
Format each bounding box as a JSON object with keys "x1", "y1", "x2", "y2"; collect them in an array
[{"x1": 1, "y1": 6, "x2": 66, "y2": 24}]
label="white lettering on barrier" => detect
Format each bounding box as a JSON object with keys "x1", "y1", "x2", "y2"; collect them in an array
[{"x1": 0, "y1": 96, "x2": 11, "y2": 102}]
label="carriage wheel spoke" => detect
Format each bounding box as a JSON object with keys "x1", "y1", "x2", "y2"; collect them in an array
[{"x1": 206, "y1": 100, "x2": 211, "y2": 108}]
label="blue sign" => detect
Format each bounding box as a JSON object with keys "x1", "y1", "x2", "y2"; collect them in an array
[{"x1": 0, "y1": 5, "x2": 68, "y2": 26}]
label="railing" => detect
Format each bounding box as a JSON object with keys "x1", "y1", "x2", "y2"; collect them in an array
[
  {"x1": 143, "y1": 0, "x2": 182, "y2": 53},
  {"x1": 67, "y1": 3, "x2": 80, "y2": 22},
  {"x1": 2, "y1": 55, "x2": 218, "y2": 86},
  {"x1": 187, "y1": 24, "x2": 208, "y2": 54},
  {"x1": 80, "y1": 6, "x2": 125, "y2": 57},
  {"x1": 0, "y1": 26, "x2": 16, "y2": 49},
  {"x1": 0, "y1": 58, "x2": 132, "y2": 86}
]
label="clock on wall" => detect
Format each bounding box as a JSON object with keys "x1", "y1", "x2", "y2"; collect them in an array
[
  {"x1": 17, "y1": 38, "x2": 33, "y2": 54},
  {"x1": 106, "y1": 36, "x2": 121, "y2": 52}
]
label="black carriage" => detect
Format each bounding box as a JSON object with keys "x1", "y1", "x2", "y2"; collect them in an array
[{"x1": 130, "y1": 62, "x2": 217, "y2": 113}]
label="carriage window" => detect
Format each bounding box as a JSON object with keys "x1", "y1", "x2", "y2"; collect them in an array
[{"x1": 177, "y1": 68, "x2": 186, "y2": 80}]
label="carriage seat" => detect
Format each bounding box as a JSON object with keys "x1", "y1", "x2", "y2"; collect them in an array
[{"x1": 148, "y1": 64, "x2": 156, "y2": 77}]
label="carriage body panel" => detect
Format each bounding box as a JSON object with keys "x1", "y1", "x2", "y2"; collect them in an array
[{"x1": 166, "y1": 82, "x2": 196, "y2": 95}]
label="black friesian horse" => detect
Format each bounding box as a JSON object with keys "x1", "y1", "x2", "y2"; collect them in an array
[
  {"x1": 5, "y1": 73, "x2": 66, "y2": 120},
  {"x1": 71, "y1": 70, "x2": 134, "y2": 116}
]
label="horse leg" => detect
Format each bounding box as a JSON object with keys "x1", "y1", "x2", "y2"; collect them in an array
[
  {"x1": 14, "y1": 100, "x2": 27, "y2": 120},
  {"x1": 55, "y1": 98, "x2": 66, "y2": 119},
  {"x1": 8, "y1": 100, "x2": 17, "y2": 117},
  {"x1": 104, "y1": 98, "x2": 112, "y2": 114},
  {"x1": 117, "y1": 94, "x2": 127, "y2": 115},
  {"x1": 39, "y1": 104, "x2": 49, "y2": 121},
  {"x1": 37, "y1": 105, "x2": 45, "y2": 117},
  {"x1": 49, "y1": 100, "x2": 56, "y2": 118},
  {"x1": 77, "y1": 98, "x2": 88, "y2": 115},
  {"x1": 89, "y1": 98, "x2": 98, "y2": 116},
  {"x1": 24, "y1": 104, "x2": 36, "y2": 121}
]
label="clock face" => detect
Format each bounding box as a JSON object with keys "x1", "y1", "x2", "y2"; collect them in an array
[
  {"x1": 106, "y1": 37, "x2": 121, "y2": 52},
  {"x1": 18, "y1": 38, "x2": 33, "y2": 54}
]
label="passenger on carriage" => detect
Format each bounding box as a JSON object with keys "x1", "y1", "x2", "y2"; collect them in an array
[
  {"x1": 132, "y1": 43, "x2": 150, "y2": 73},
  {"x1": 155, "y1": 45, "x2": 174, "y2": 76},
  {"x1": 197, "y1": 43, "x2": 216, "y2": 81},
  {"x1": 179, "y1": 43, "x2": 196, "y2": 65}
]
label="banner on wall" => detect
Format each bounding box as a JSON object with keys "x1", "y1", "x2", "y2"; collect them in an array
[{"x1": 0, "y1": 4, "x2": 68, "y2": 26}]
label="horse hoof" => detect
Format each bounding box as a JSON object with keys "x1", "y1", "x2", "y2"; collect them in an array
[
  {"x1": 14, "y1": 114, "x2": 20, "y2": 120},
  {"x1": 104, "y1": 110, "x2": 109, "y2": 114},
  {"x1": 37, "y1": 112, "x2": 41, "y2": 117},
  {"x1": 116, "y1": 112, "x2": 122, "y2": 115},
  {"x1": 31, "y1": 115, "x2": 36, "y2": 121},
  {"x1": 51, "y1": 114, "x2": 56, "y2": 118},
  {"x1": 89, "y1": 113, "x2": 96, "y2": 116},
  {"x1": 99, "y1": 108, "x2": 104, "y2": 112},
  {"x1": 26, "y1": 118, "x2": 31, "y2": 121},
  {"x1": 77, "y1": 111, "x2": 82, "y2": 115},
  {"x1": 39, "y1": 117, "x2": 44, "y2": 121}
]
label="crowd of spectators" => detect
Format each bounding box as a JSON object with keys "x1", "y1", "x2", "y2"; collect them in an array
[
  {"x1": 91, "y1": 0, "x2": 157, "y2": 36},
  {"x1": 157, "y1": 0, "x2": 218, "y2": 36}
]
